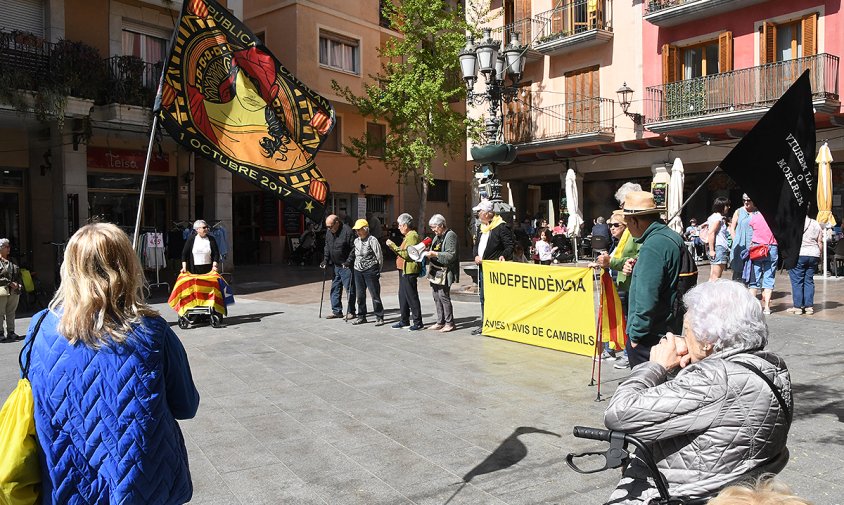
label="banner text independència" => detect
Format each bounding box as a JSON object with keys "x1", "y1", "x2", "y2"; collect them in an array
[{"x1": 487, "y1": 271, "x2": 587, "y2": 293}]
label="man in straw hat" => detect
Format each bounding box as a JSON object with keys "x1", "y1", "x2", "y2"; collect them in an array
[{"x1": 622, "y1": 191, "x2": 684, "y2": 367}]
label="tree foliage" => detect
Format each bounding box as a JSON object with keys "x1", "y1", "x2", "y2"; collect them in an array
[{"x1": 332, "y1": 0, "x2": 481, "y2": 220}]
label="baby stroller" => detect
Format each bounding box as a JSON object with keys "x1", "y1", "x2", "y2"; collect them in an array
[
  {"x1": 551, "y1": 234, "x2": 575, "y2": 263},
  {"x1": 168, "y1": 272, "x2": 234, "y2": 329},
  {"x1": 288, "y1": 227, "x2": 318, "y2": 266}
]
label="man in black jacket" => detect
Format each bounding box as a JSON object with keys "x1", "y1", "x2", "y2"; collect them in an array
[
  {"x1": 471, "y1": 199, "x2": 515, "y2": 335},
  {"x1": 322, "y1": 214, "x2": 356, "y2": 319}
]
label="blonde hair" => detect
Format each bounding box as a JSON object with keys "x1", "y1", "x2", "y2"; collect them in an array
[
  {"x1": 49, "y1": 223, "x2": 159, "y2": 347},
  {"x1": 708, "y1": 475, "x2": 812, "y2": 505}
]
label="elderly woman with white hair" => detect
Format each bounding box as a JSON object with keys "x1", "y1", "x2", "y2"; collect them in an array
[
  {"x1": 0, "y1": 237, "x2": 22, "y2": 342},
  {"x1": 181, "y1": 219, "x2": 220, "y2": 274},
  {"x1": 424, "y1": 214, "x2": 459, "y2": 332},
  {"x1": 603, "y1": 280, "x2": 792, "y2": 504}
]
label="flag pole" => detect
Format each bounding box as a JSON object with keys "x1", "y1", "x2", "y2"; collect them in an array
[
  {"x1": 666, "y1": 164, "x2": 720, "y2": 226},
  {"x1": 132, "y1": 113, "x2": 161, "y2": 250}
]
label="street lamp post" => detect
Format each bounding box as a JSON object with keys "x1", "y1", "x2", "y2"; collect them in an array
[{"x1": 460, "y1": 28, "x2": 527, "y2": 213}]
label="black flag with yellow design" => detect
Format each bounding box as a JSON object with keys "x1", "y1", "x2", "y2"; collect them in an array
[{"x1": 156, "y1": 0, "x2": 334, "y2": 218}]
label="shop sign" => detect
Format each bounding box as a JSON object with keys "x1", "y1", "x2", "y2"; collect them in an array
[{"x1": 87, "y1": 147, "x2": 169, "y2": 173}]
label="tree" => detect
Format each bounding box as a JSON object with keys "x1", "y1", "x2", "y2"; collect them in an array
[{"x1": 332, "y1": 0, "x2": 483, "y2": 232}]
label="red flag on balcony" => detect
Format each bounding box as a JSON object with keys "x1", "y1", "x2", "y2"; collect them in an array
[
  {"x1": 155, "y1": 0, "x2": 335, "y2": 219},
  {"x1": 718, "y1": 70, "x2": 816, "y2": 270}
]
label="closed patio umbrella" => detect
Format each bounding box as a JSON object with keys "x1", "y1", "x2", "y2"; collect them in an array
[
  {"x1": 816, "y1": 143, "x2": 835, "y2": 277},
  {"x1": 667, "y1": 158, "x2": 685, "y2": 234},
  {"x1": 565, "y1": 169, "x2": 584, "y2": 261}
]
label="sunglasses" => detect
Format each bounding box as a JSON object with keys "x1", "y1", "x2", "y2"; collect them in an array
[
  {"x1": 610, "y1": 223, "x2": 624, "y2": 228},
  {"x1": 198, "y1": 226, "x2": 208, "y2": 229},
  {"x1": 743, "y1": 199, "x2": 752, "y2": 202}
]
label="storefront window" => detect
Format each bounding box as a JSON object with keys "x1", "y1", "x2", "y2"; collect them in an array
[{"x1": 88, "y1": 174, "x2": 172, "y2": 232}]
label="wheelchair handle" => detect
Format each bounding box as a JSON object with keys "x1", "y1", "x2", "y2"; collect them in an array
[{"x1": 573, "y1": 426, "x2": 613, "y2": 442}]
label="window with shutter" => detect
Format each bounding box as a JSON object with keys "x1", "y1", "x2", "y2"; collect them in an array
[
  {"x1": 801, "y1": 13, "x2": 817, "y2": 57},
  {"x1": 662, "y1": 43, "x2": 679, "y2": 84},
  {"x1": 718, "y1": 31, "x2": 733, "y2": 73},
  {"x1": 565, "y1": 66, "x2": 599, "y2": 134},
  {"x1": 760, "y1": 22, "x2": 776, "y2": 64}
]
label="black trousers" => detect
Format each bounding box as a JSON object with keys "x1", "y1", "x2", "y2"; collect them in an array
[
  {"x1": 398, "y1": 272, "x2": 423, "y2": 326},
  {"x1": 627, "y1": 340, "x2": 656, "y2": 368}
]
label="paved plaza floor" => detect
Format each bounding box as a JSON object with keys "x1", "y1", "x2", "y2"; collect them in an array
[{"x1": 1, "y1": 263, "x2": 842, "y2": 504}]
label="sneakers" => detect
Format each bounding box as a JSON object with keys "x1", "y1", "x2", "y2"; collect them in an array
[
  {"x1": 375, "y1": 318, "x2": 385, "y2": 326},
  {"x1": 594, "y1": 350, "x2": 616, "y2": 362},
  {"x1": 352, "y1": 318, "x2": 367, "y2": 325},
  {"x1": 786, "y1": 307, "x2": 803, "y2": 314},
  {"x1": 762, "y1": 308, "x2": 772, "y2": 315},
  {"x1": 391, "y1": 321, "x2": 408, "y2": 329},
  {"x1": 325, "y1": 313, "x2": 343, "y2": 319},
  {"x1": 471, "y1": 327, "x2": 483, "y2": 335},
  {"x1": 428, "y1": 323, "x2": 444, "y2": 331},
  {"x1": 804, "y1": 307, "x2": 814, "y2": 315},
  {"x1": 408, "y1": 323, "x2": 424, "y2": 331},
  {"x1": 344, "y1": 313, "x2": 357, "y2": 321},
  {"x1": 613, "y1": 356, "x2": 630, "y2": 369},
  {"x1": 8, "y1": 333, "x2": 22, "y2": 342},
  {"x1": 440, "y1": 324, "x2": 455, "y2": 333}
]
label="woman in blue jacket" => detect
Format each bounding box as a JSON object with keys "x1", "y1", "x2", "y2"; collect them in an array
[{"x1": 23, "y1": 222, "x2": 200, "y2": 504}]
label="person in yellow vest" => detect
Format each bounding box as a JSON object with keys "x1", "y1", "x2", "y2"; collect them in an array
[{"x1": 386, "y1": 213, "x2": 424, "y2": 331}]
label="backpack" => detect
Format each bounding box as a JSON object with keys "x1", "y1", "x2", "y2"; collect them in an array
[{"x1": 672, "y1": 242, "x2": 699, "y2": 326}]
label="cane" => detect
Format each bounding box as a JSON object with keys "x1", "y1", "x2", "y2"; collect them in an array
[{"x1": 318, "y1": 263, "x2": 328, "y2": 318}]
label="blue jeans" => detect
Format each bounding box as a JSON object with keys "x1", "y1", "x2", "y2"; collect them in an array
[
  {"x1": 788, "y1": 255, "x2": 819, "y2": 308},
  {"x1": 354, "y1": 266, "x2": 384, "y2": 319},
  {"x1": 751, "y1": 244, "x2": 779, "y2": 290},
  {"x1": 329, "y1": 265, "x2": 355, "y2": 316}
]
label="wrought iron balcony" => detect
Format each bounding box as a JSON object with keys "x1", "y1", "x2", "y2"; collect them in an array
[
  {"x1": 644, "y1": 0, "x2": 768, "y2": 27},
  {"x1": 0, "y1": 30, "x2": 57, "y2": 93},
  {"x1": 644, "y1": 53, "x2": 840, "y2": 132},
  {"x1": 503, "y1": 97, "x2": 615, "y2": 146},
  {"x1": 490, "y1": 18, "x2": 545, "y2": 61},
  {"x1": 534, "y1": 0, "x2": 612, "y2": 55},
  {"x1": 102, "y1": 56, "x2": 161, "y2": 107}
]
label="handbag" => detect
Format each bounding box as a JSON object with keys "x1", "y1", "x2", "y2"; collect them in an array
[
  {"x1": 0, "y1": 311, "x2": 48, "y2": 505},
  {"x1": 749, "y1": 243, "x2": 770, "y2": 261},
  {"x1": 428, "y1": 267, "x2": 448, "y2": 285}
]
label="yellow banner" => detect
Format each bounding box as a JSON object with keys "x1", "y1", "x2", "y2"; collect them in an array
[{"x1": 482, "y1": 261, "x2": 596, "y2": 356}]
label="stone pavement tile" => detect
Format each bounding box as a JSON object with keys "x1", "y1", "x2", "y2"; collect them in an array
[
  {"x1": 343, "y1": 439, "x2": 456, "y2": 488},
  {"x1": 181, "y1": 399, "x2": 254, "y2": 448},
  {"x1": 264, "y1": 435, "x2": 359, "y2": 478},
  {"x1": 369, "y1": 417, "x2": 477, "y2": 459},
  {"x1": 215, "y1": 390, "x2": 283, "y2": 420},
  {"x1": 220, "y1": 463, "x2": 328, "y2": 505},
  {"x1": 238, "y1": 411, "x2": 317, "y2": 443},
  {"x1": 182, "y1": 437, "x2": 240, "y2": 505},
  {"x1": 303, "y1": 412, "x2": 393, "y2": 452},
  {"x1": 399, "y1": 476, "x2": 509, "y2": 505},
  {"x1": 299, "y1": 467, "x2": 414, "y2": 505},
  {"x1": 199, "y1": 433, "x2": 282, "y2": 474},
  {"x1": 301, "y1": 377, "x2": 377, "y2": 404}
]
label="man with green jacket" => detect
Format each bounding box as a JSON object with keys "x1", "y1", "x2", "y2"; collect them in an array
[
  {"x1": 386, "y1": 213, "x2": 424, "y2": 331},
  {"x1": 623, "y1": 191, "x2": 683, "y2": 368}
]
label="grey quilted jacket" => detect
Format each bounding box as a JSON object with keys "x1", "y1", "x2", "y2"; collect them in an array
[{"x1": 603, "y1": 347, "x2": 791, "y2": 504}]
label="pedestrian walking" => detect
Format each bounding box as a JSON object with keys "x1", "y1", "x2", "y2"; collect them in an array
[
  {"x1": 352, "y1": 219, "x2": 384, "y2": 326},
  {"x1": 181, "y1": 219, "x2": 220, "y2": 274},
  {"x1": 424, "y1": 214, "x2": 459, "y2": 333},
  {"x1": 729, "y1": 194, "x2": 758, "y2": 283},
  {"x1": 706, "y1": 197, "x2": 731, "y2": 281},
  {"x1": 787, "y1": 216, "x2": 823, "y2": 315},
  {"x1": 322, "y1": 214, "x2": 356, "y2": 320},
  {"x1": 0, "y1": 238, "x2": 22, "y2": 343},
  {"x1": 748, "y1": 212, "x2": 778, "y2": 315},
  {"x1": 385, "y1": 213, "x2": 424, "y2": 331},
  {"x1": 22, "y1": 223, "x2": 199, "y2": 504}
]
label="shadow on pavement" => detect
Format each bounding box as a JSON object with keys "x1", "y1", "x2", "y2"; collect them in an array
[{"x1": 791, "y1": 382, "x2": 844, "y2": 427}]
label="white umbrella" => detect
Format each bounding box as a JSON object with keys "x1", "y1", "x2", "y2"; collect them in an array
[
  {"x1": 667, "y1": 158, "x2": 685, "y2": 234},
  {"x1": 816, "y1": 143, "x2": 835, "y2": 277},
  {"x1": 547, "y1": 199, "x2": 555, "y2": 230},
  {"x1": 565, "y1": 169, "x2": 584, "y2": 261}
]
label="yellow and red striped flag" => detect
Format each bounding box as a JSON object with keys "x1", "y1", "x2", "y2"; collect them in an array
[
  {"x1": 599, "y1": 271, "x2": 626, "y2": 351},
  {"x1": 168, "y1": 273, "x2": 231, "y2": 317}
]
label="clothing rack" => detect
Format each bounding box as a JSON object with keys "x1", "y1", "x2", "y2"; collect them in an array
[{"x1": 140, "y1": 228, "x2": 169, "y2": 292}]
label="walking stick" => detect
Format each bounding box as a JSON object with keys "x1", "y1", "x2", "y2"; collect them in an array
[
  {"x1": 589, "y1": 268, "x2": 605, "y2": 402},
  {"x1": 318, "y1": 265, "x2": 328, "y2": 318}
]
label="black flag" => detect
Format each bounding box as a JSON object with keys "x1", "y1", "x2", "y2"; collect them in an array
[{"x1": 719, "y1": 70, "x2": 816, "y2": 270}]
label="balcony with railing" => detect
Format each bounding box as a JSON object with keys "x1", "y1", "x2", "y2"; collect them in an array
[
  {"x1": 102, "y1": 56, "x2": 161, "y2": 107},
  {"x1": 503, "y1": 97, "x2": 615, "y2": 147},
  {"x1": 644, "y1": 53, "x2": 840, "y2": 132},
  {"x1": 644, "y1": 0, "x2": 767, "y2": 27},
  {"x1": 0, "y1": 30, "x2": 56, "y2": 94},
  {"x1": 490, "y1": 18, "x2": 545, "y2": 62},
  {"x1": 533, "y1": 0, "x2": 612, "y2": 56}
]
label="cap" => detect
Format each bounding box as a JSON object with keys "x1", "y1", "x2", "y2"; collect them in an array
[
  {"x1": 352, "y1": 218, "x2": 369, "y2": 230},
  {"x1": 622, "y1": 191, "x2": 660, "y2": 216},
  {"x1": 472, "y1": 199, "x2": 494, "y2": 213}
]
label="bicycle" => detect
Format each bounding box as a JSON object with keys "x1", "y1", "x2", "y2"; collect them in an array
[{"x1": 567, "y1": 426, "x2": 789, "y2": 505}]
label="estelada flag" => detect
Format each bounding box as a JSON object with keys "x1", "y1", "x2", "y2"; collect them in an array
[
  {"x1": 599, "y1": 271, "x2": 626, "y2": 351},
  {"x1": 168, "y1": 272, "x2": 233, "y2": 317},
  {"x1": 719, "y1": 70, "x2": 816, "y2": 270},
  {"x1": 156, "y1": 0, "x2": 335, "y2": 218}
]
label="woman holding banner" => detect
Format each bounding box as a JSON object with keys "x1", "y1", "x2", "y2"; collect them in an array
[{"x1": 424, "y1": 214, "x2": 458, "y2": 333}]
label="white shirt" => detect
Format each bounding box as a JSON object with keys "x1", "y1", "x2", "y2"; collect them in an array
[
  {"x1": 536, "y1": 240, "x2": 553, "y2": 261},
  {"x1": 706, "y1": 213, "x2": 728, "y2": 248},
  {"x1": 478, "y1": 231, "x2": 490, "y2": 259},
  {"x1": 192, "y1": 236, "x2": 213, "y2": 266},
  {"x1": 799, "y1": 218, "x2": 822, "y2": 257}
]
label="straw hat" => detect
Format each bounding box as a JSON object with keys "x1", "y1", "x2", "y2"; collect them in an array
[
  {"x1": 622, "y1": 191, "x2": 661, "y2": 215},
  {"x1": 352, "y1": 218, "x2": 369, "y2": 230}
]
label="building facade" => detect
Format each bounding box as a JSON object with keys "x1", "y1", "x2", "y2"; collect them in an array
[{"x1": 470, "y1": 0, "x2": 843, "y2": 230}]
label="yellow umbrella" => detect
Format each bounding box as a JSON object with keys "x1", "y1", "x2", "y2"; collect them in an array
[{"x1": 816, "y1": 142, "x2": 836, "y2": 227}]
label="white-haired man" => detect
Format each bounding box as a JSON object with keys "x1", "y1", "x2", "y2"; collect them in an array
[{"x1": 471, "y1": 199, "x2": 515, "y2": 335}]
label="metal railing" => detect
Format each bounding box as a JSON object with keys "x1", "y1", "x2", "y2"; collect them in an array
[
  {"x1": 0, "y1": 30, "x2": 57, "y2": 93},
  {"x1": 503, "y1": 97, "x2": 614, "y2": 144},
  {"x1": 535, "y1": 0, "x2": 609, "y2": 44},
  {"x1": 644, "y1": 0, "x2": 691, "y2": 15},
  {"x1": 491, "y1": 17, "x2": 546, "y2": 48},
  {"x1": 102, "y1": 56, "x2": 162, "y2": 107},
  {"x1": 645, "y1": 53, "x2": 839, "y2": 123}
]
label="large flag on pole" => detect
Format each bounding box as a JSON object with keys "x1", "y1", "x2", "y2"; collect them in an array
[
  {"x1": 719, "y1": 70, "x2": 816, "y2": 270},
  {"x1": 599, "y1": 271, "x2": 626, "y2": 352},
  {"x1": 156, "y1": 0, "x2": 335, "y2": 218}
]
